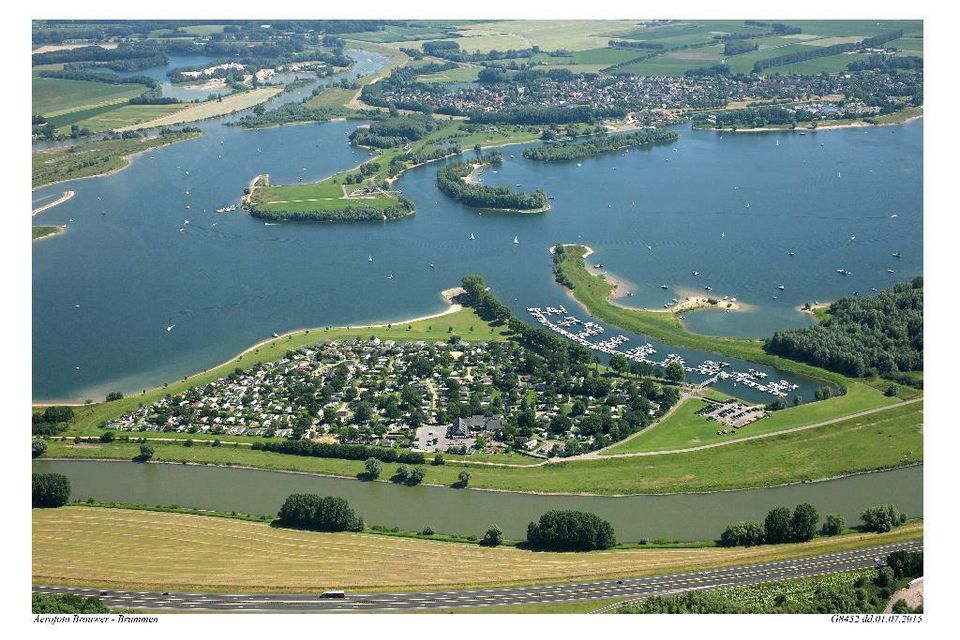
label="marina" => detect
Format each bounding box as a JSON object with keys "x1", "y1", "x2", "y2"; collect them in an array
[{"x1": 527, "y1": 307, "x2": 800, "y2": 398}]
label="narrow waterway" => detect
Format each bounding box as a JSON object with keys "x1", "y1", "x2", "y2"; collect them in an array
[{"x1": 33, "y1": 459, "x2": 922, "y2": 541}]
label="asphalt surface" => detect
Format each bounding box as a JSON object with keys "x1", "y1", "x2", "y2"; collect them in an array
[{"x1": 33, "y1": 540, "x2": 921, "y2": 613}]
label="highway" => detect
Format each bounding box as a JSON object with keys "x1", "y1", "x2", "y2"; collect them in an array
[{"x1": 33, "y1": 540, "x2": 920, "y2": 613}]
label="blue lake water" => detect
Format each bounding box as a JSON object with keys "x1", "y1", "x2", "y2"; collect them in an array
[{"x1": 32, "y1": 51, "x2": 922, "y2": 403}]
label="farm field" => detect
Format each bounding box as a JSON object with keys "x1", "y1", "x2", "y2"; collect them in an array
[
  {"x1": 417, "y1": 65, "x2": 481, "y2": 84},
  {"x1": 413, "y1": 20, "x2": 639, "y2": 54},
  {"x1": 32, "y1": 77, "x2": 146, "y2": 117},
  {"x1": 43, "y1": 396, "x2": 921, "y2": 495},
  {"x1": 302, "y1": 86, "x2": 359, "y2": 111},
  {"x1": 611, "y1": 45, "x2": 726, "y2": 75},
  {"x1": 58, "y1": 104, "x2": 188, "y2": 135},
  {"x1": 758, "y1": 53, "x2": 874, "y2": 76},
  {"x1": 115, "y1": 87, "x2": 282, "y2": 131},
  {"x1": 32, "y1": 507, "x2": 923, "y2": 593}
]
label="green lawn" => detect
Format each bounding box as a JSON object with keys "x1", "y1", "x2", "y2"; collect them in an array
[
  {"x1": 605, "y1": 384, "x2": 905, "y2": 455},
  {"x1": 33, "y1": 77, "x2": 147, "y2": 117},
  {"x1": 44, "y1": 399, "x2": 922, "y2": 495}
]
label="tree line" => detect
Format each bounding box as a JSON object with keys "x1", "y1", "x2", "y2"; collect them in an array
[
  {"x1": 436, "y1": 161, "x2": 548, "y2": 210},
  {"x1": 720, "y1": 502, "x2": 907, "y2": 547},
  {"x1": 467, "y1": 105, "x2": 627, "y2": 126},
  {"x1": 248, "y1": 196, "x2": 415, "y2": 223},
  {"x1": 251, "y1": 438, "x2": 426, "y2": 464},
  {"x1": 765, "y1": 279, "x2": 922, "y2": 378},
  {"x1": 522, "y1": 128, "x2": 678, "y2": 162},
  {"x1": 752, "y1": 30, "x2": 904, "y2": 73}
]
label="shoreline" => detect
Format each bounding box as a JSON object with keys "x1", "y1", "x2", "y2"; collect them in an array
[
  {"x1": 33, "y1": 287, "x2": 467, "y2": 407},
  {"x1": 34, "y1": 455, "x2": 922, "y2": 499},
  {"x1": 798, "y1": 302, "x2": 831, "y2": 317},
  {"x1": 32, "y1": 225, "x2": 67, "y2": 242},
  {"x1": 32, "y1": 190, "x2": 74, "y2": 216},
  {"x1": 697, "y1": 113, "x2": 923, "y2": 134},
  {"x1": 564, "y1": 245, "x2": 748, "y2": 314},
  {"x1": 32, "y1": 132, "x2": 203, "y2": 191}
]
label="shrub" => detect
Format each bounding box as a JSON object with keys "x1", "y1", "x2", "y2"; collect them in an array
[
  {"x1": 719, "y1": 520, "x2": 765, "y2": 547},
  {"x1": 363, "y1": 457, "x2": 382, "y2": 479},
  {"x1": 456, "y1": 470, "x2": 471, "y2": 487},
  {"x1": 32, "y1": 593, "x2": 109, "y2": 613},
  {"x1": 861, "y1": 504, "x2": 906, "y2": 533},
  {"x1": 526, "y1": 510, "x2": 616, "y2": 551},
  {"x1": 32, "y1": 437, "x2": 47, "y2": 458},
  {"x1": 276, "y1": 494, "x2": 364, "y2": 532},
  {"x1": 480, "y1": 525, "x2": 504, "y2": 547},
  {"x1": 138, "y1": 444, "x2": 155, "y2": 460},
  {"x1": 821, "y1": 513, "x2": 845, "y2": 536},
  {"x1": 32, "y1": 473, "x2": 71, "y2": 508}
]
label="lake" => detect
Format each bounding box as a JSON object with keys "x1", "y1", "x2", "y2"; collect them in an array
[
  {"x1": 32, "y1": 49, "x2": 922, "y2": 403},
  {"x1": 32, "y1": 459, "x2": 923, "y2": 541}
]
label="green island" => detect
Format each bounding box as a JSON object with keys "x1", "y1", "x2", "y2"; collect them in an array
[
  {"x1": 32, "y1": 226, "x2": 63, "y2": 241},
  {"x1": 522, "y1": 127, "x2": 679, "y2": 162},
  {"x1": 32, "y1": 129, "x2": 201, "y2": 188},
  {"x1": 246, "y1": 115, "x2": 541, "y2": 222},
  {"x1": 436, "y1": 154, "x2": 549, "y2": 212}
]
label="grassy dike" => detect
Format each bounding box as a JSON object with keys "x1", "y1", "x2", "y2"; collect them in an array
[
  {"x1": 552, "y1": 245, "x2": 901, "y2": 419},
  {"x1": 42, "y1": 395, "x2": 921, "y2": 495},
  {"x1": 32, "y1": 506, "x2": 923, "y2": 593}
]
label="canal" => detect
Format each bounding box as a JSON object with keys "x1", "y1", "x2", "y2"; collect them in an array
[{"x1": 33, "y1": 459, "x2": 922, "y2": 542}]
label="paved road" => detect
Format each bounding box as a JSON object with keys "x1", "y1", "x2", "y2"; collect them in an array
[{"x1": 33, "y1": 540, "x2": 920, "y2": 613}]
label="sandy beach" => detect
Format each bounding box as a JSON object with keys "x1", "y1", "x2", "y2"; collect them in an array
[
  {"x1": 32, "y1": 190, "x2": 74, "y2": 216},
  {"x1": 798, "y1": 302, "x2": 831, "y2": 317}
]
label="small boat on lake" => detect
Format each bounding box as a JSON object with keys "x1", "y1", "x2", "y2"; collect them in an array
[
  {"x1": 513, "y1": 236, "x2": 519, "y2": 245},
  {"x1": 469, "y1": 233, "x2": 475, "y2": 240}
]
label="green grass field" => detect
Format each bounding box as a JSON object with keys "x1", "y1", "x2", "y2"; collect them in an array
[
  {"x1": 58, "y1": 104, "x2": 188, "y2": 135},
  {"x1": 33, "y1": 77, "x2": 147, "y2": 117},
  {"x1": 759, "y1": 53, "x2": 874, "y2": 76},
  {"x1": 32, "y1": 507, "x2": 922, "y2": 593},
  {"x1": 32, "y1": 131, "x2": 202, "y2": 188},
  {"x1": 302, "y1": 86, "x2": 360, "y2": 111},
  {"x1": 604, "y1": 394, "x2": 919, "y2": 455},
  {"x1": 44, "y1": 398, "x2": 921, "y2": 495}
]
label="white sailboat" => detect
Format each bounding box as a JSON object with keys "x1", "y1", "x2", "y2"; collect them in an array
[
  {"x1": 469, "y1": 233, "x2": 475, "y2": 240},
  {"x1": 368, "y1": 255, "x2": 373, "y2": 262},
  {"x1": 513, "y1": 236, "x2": 519, "y2": 245}
]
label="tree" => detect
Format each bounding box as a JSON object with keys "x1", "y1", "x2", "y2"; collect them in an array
[
  {"x1": 885, "y1": 384, "x2": 899, "y2": 397},
  {"x1": 138, "y1": 444, "x2": 155, "y2": 461},
  {"x1": 609, "y1": 353, "x2": 627, "y2": 374},
  {"x1": 105, "y1": 391, "x2": 124, "y2": 401},
  {"x1": 456, "y1": 470, "x2": 471, "y2": 487},
  {"x1": 32, "y1": 473, "x2": 71, "y2": 508},
  {"x1": 276, "y1": 494, "x2": 364, "y2": 532},
  {"x1": 432, "y1": 452, "x2": 446, "y2": 466},
  {"x1": 764, "y1": 506, "x2": 793, "y2": 544},
  {"x1": 32, "y1": 593, "x2": 109, "y2": 614},
  {"x1": 526, "y1": 510, "x2": 616, "y2": 551},
  {"x1": 790, "y1": 503, "x2": 819, "y2": 541},
  {"x1": 821, "y1": 513, "x2": 845, "y2": 536},
  {"x1": 32, "y1": 437, "x2": 47, "y2": 458},
  {"x1": 665, "y1": 361, "x2": 685, "y2": 382},
  {"x1": 480, "y1": 525, "x2": 504, "y2": 547},
  {"x1": 886, "y1": 550, "x2": 923, "y2": 580},
  {"x1": 719, "y1": 520, "x2": 765, "y2": 547},
  {"x1": 861, "y1": 504, "x2": 906, "y2": 533},
  {"x1": 407, "y1": 466, "x2": 426, "y2": 485},
  {"x1": 363, "y1": 457, "x2": 382, "y2": 480}
]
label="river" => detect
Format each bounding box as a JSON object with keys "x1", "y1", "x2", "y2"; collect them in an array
[
  {"x1": 32, "y1": 49, "x2": 922, "y2": 407},
  {"x1": 32, "y1": 459, "x2": 922, "y2": 542}
]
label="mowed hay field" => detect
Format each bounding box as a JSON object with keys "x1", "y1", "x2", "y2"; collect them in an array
[
  {"x1": 33, "y1": 508, "x2": 923, "y2": 592},
  {"x1": 116, "y1": 87, "x2": 282, "y2": 131},
  {"x1": 32, "y1": 77, "x2": 146, "y2": 116},
  {"x1": 61, "y1": 104, "x2": 189, "y2": 134}
]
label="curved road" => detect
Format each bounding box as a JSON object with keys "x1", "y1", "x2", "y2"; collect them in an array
[{"x1": 33, "y1": 540, "x2": 920, "y2": 613}]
